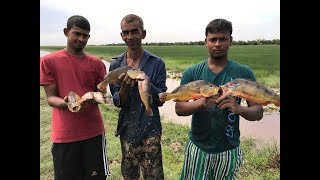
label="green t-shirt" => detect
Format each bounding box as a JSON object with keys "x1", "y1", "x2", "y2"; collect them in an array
[{"x1": 180, "y1": 59, "x2": 256, "y2": 153}]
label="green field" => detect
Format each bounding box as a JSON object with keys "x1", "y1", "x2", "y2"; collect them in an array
[{"x1": 40, "y1": 45, "x2": 280, "y2": 88}]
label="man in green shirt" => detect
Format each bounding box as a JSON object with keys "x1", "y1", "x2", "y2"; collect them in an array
[{"x1": 176, "y1": 18, "x2": 264, "y2": 180}]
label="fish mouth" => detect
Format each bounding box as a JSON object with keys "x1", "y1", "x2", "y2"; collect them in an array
[{"x1": 71, "y1": 106, "x2": 81, "y2": 112}]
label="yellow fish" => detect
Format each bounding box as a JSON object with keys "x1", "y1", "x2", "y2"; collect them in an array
[
  {"x1": 97, "y1": 66, "x2": 135, "y2": 92},
  {"x1": 220, "y1": 78, "x2": 280, "y2": 107},
  {"x1": 134, "y1": 72, "x2": 153, "y2": 116},
  {"x1": 158, "y1": 80, "x2": 220, "y2": 102}
]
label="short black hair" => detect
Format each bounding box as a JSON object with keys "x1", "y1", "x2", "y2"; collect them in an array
[
  {"x1": 67, "y1": 15, "x2": 90, "y2": 31},
  {"x1": 121, "y1": 14, "x2": 144, "y2": 29},
  {"x1": 205, "y1": 18, "x2": 232, "y2": 37}
]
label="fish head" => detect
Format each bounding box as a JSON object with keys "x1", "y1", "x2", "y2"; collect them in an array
[
  {"x1": 220, "y1": 81, "x2": 238, "y2": 94},
  {"x1": 200, "y1": 83, "x2": 220, "y2": 96},
  {"x1": 127, "y1": 68, "x2": 143, "y2": 79}
]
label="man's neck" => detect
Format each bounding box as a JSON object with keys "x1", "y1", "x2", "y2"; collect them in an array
[
  {"x1": 127, "y1": 47, "x2": 144, "y2": 61},
  {"x1": 64, "y1": 47, "x2": 84, "y2": 56},
  {"x1": 207, "y1": 57, "x2": 229, "y2": 74},
  {"x1": 126, "y1": 48, "x2": 144, "y2": 68}
]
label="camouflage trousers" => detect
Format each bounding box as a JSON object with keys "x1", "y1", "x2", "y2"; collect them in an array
[{"x1": 120, "y1": 136, "x2": 164, "y2": 180}]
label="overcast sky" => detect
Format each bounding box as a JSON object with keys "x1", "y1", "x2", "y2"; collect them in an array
[{"x1": 40, "y1": 0, "x2": 280, "y2": 46}]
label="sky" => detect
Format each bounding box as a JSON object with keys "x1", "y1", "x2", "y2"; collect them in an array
[{"x1": 40, "y1": 0, "x2": 280, "y2": 46}]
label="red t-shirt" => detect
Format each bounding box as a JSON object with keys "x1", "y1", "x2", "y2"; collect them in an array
[{"x1": 40, "y1": 50, "x2": 107, "y2": 143}]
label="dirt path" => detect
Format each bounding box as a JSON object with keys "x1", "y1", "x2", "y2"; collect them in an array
[{"x1": 40, "y1": 50, "x2": 280, "y2": 145}]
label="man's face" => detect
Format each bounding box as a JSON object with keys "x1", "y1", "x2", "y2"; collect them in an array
[
  {"x1": 120, "y1": 20, "x2": 146, "y2": 49},
  {"x1": 205, "y1": 32, "x2": 232, "y2": 59},
  {"x1": 65, "y1": 26, "x2": 90, "y2": 51}
]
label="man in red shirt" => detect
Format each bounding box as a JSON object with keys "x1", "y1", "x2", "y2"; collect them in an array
[{"x1": 40, "y1": 15, "x2": 111, "y2": 180}]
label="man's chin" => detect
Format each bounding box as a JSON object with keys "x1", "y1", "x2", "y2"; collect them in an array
[{"x1": 74, "y1": 44, "x2": 85, "y2": 50}]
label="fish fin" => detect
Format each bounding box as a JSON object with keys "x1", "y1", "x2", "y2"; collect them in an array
[
  {"x1": 171, "y1": 84, "x2": 186, "y2": 93},
  {"x1": 148, "y1": 93, "x2": 153, "y2": 104},
  {"x1": 274, "y1": 100, "x2": 280, "y2": 107}
]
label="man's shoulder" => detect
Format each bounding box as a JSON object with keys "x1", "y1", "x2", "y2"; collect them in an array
[
  {"x1": 144, "y1": 49, "x2": 162, "y2": 60},
  {"x1": 41, "y1": 50, "x2": 64, "y2": 60},
  {"x1": 186, "y1": 60, "x2": 207, "y2": 70},
  {"x1": 85, "y1": 53, "x2": 101, "y2": 61},
  {"x1": 229, "y1": 60, "x2": 250, "y2": 69}
]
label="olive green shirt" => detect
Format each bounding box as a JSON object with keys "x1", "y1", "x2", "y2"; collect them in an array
[{"x1": 180, "y1": 60, "x2": 255, "y2": 153}]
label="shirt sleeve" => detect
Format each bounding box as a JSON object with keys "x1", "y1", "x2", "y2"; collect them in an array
[
  {"x1": 40, "y1": 57, "x2": 56, "y2": 85},
  {"x1": 180, "y1": 65, "x2": 194, "y2": 85},
  {"x1": 150, "y1": 62, "x2": 167, "y2": 98}
]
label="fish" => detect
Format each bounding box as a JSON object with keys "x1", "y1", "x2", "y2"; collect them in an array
[
  {"x1": 129, "y1": 70, "x2": 153, "y2": 116},
  {"x1": 66, "y1": 91, "x2": 82, "y2": 112},
  {"x1": 220, "y1": 78, "x2": 280, "y2": 107},
  {"x1": 66, "y1": 91, "x2": 107, "y2": 113},
  {"x1": 158, "y1": 80, "x2": 220, "y2": 102},
  {"x1": 80, "y1": 91, "x2": 107, "y2": 104},
  {"x1": 97, "y1": 66, "x2": 134, "y2": 92}
]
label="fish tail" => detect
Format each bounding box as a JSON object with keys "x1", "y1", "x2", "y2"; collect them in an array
[
  {"x1": 158, "y1": 92, "x2": 171, "y2": 102},
  {"x1": 97, "y1": 82, "x2": 107, "y2": 93}
]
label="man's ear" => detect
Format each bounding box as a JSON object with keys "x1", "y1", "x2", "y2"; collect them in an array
[
  {"x1": 142, "y1": 30, "x2": 146, "y2": 39},
  {"x1": 63, "y1": 28, "x2": 69, "y2": 37},
  {"x1": 205, "y1": 37, "x2": 208, "y2": 47},
  {"x1": 230, "y1": 36, "x2": 233, "y2": 44}
]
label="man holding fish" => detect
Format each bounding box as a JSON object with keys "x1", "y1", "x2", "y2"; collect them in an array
[
  {"x1": 108, "y1": 14, "x2": 167, "y2": 179},
  {"x1": 40, "y1": 15, "x2": 111, "y2": 179},
  {"x1": 176, "y1": 19, "x2": 264, "y2": 180}
]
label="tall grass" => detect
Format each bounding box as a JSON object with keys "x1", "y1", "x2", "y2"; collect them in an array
[{"x1": 40, "y1": 87, "x2": 280, "y2": 180}]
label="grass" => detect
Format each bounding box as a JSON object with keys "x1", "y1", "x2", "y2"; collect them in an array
[
  {"x1": 40, "y1": 45, "x2": 280, "y2": 88},
  {"x1": 40, "y1": 86, "x2": 280, "y2": 180}
]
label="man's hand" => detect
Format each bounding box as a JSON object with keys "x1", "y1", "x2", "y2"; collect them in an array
[
  {"x1": 216, "y1": 94, "x2": 241, "y2": 113},
  {"x1": 118, "y1": 73, "x2": 136, "y2": 88},
  {"x1": 79, "y1": 92, "x2": 98, "y2": 106}
]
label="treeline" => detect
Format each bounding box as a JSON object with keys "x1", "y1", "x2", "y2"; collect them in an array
[{"x1": 104, "y1": 39, "x2": 280, "y2": 46}]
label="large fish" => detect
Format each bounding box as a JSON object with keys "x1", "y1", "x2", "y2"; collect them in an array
[
  {"x1": 97, "y1": 66, "x2": 142, "y2": 92},
  {"x1": 127, "y1": 69, "x2": 153, "y2": 116},
  {"x1": 158, "y1": 80, "x2": 220, "y2": 102},
  {"x1": 220, "y1": 78, "x2": 280, "y2": 107}
]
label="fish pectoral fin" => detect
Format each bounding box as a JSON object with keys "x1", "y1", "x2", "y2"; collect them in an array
[{"x1": 148, "y1": 94, "x2": 153, "y2": 104}]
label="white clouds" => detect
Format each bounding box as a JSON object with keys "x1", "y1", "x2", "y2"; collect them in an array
[{"x1": 40, "y1": 0, "x2": 280, "y2": 46}]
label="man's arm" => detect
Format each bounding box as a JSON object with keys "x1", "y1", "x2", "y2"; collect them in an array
[
  {"x1": 175, "y1": 95, "x2": 220, "y2": 116},
  {"x1": 42, "y1": 84, "x2": 68, "y2": 109}
]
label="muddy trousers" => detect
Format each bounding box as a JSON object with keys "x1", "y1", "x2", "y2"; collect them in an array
[{"x1": 120, "y1": 136, "x2": 164, "y2": 180}]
